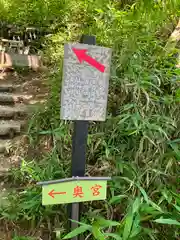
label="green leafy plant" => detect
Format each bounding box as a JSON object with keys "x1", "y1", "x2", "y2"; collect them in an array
[{"x1": 0, "y1": 0, "x2": 179, "y2": 239}]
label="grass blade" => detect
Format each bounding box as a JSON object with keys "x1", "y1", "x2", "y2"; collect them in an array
[
  {"x1": 154, "y1": 218, "x2": 180, "y2": 226},
  {"x1": 63, "y1": 225, "x2": 91, "y2": 239}
]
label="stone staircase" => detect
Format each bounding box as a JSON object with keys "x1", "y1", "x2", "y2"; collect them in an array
[
  {"x1": 0, "y1": 71, "x2": 48, "y2": 175},
  {"x1": 0, "y1": 24, "x2": 48, "y2": 175}
]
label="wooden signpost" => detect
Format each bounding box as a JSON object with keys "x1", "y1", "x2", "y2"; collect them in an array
[{"x1": 37, "y1": 35, "x2": 112, "y2": 240}]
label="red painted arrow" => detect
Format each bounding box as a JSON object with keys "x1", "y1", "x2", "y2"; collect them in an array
[
  {"x1": 48, "y1": 189, "x2": 66, "y2": 199},
  {"x1": 72, "y1": 48, "x2": 105, "y2": 73}
]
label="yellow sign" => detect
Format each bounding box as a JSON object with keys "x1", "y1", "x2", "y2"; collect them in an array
[{"x1": 42, "y1": 180, "x2": 108, "y2": 205}]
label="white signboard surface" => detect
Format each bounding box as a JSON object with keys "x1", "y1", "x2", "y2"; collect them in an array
[{"x1": 61, "y1": 43, "x2": 112, "y2": 121}]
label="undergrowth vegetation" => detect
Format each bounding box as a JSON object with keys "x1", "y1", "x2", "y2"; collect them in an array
[{"x1": 0, "y1": 0, "x2": 180, "y2": 239}]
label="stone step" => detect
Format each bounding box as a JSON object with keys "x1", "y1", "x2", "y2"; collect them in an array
[
  {"x1": 0, "y1": 120, "x2": 25, "y2": 137},
  {"x1": 0, "y1": 81, "x2": 30, "y2": 92},
  {"x1": 0, "y1": 93, "x2": 33, "y2": 105},
  {"x1": 2, "y1": 53, "x2": 42, "y2": 71},
  {"x1": 0, "y1": 84, "x2": 14, "y2": 92},
  {"x1": 0, "y1": 104, "x2": 28, "y2": 118}
]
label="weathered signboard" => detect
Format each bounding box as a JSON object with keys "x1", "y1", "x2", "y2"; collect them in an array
[{"x1": 61, "y1": 43, "x2": 112, "y2": 121}]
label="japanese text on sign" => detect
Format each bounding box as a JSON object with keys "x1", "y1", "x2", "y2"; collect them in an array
[{"x1": 42, "y1": 180, "x2": 107, "y2": 205}]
